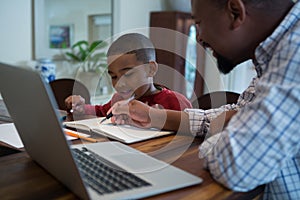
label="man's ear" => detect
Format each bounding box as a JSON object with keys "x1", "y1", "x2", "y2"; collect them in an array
[
  {"x1": 227, "y1": 0, "x2": 246, "y2": 30},
  {"x1": 148, "y1": 61, "x2": 158, "y2": 77}
]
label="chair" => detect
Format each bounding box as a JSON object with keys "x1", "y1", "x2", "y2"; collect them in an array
[
  {"x1": 192, "y1": 91, "x2": 240, "y2": 110},
  {"x1": 49, "y1": 78, "x2": 91, "y2": 110}
]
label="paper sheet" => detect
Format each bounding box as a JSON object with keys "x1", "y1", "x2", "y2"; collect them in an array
[
  {"x1": 0, "y1": 123, "x2": 90, "y2": 149},
  {"x1": 0, "y1": 123, "x2": 23, "y2": 148}
]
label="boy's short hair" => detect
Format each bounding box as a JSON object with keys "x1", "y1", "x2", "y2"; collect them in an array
[{"x1": 107, "y1": 33, "x2": 156, "y2": 63}]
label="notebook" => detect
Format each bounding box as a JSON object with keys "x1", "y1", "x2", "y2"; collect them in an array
[
  {"x1": 0, "y1": 63, "x2": 202, "y2": 199},
  {"x1": 64, "y1": 117, "x2": 174, "y2": 143}
]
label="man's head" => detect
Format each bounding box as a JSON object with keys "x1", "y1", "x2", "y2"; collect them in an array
[
  {"x1": 191, "y1": 0, "x2": 294, "y2": 74},
  {"x1": 106, "y1": 33, "x2": 158, "y2": 99}
]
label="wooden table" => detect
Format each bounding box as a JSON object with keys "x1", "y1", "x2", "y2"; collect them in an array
[{"x1": 0, "y1": 100, "x2": 264, "y2": 200}]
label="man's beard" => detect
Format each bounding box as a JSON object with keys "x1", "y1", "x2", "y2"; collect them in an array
[{"x1": 216, "y1": 53, "x2": 236, "y2": 74}]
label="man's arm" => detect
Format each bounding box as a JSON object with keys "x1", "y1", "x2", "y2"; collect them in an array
[
  {"x1": 209, "y1": 110, "x2": 237, "y2": 135},
  {"x1": 149, "y1": 108, "x2": 191, "y2": 133},
  {"x1": 110, "y1": 100, "x2": 192, "y2": 133}
]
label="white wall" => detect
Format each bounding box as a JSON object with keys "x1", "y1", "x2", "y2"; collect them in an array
[
  {"x1": 113, "y1": 0, "x2": 165, "y2": 36},
  {"x1": 0, "y1": 0, "x2": 168, "y2": 75},
  {"x1": 0, "y1": 0, "x2": 32, "y2": 65},
  {"x1": 0, "y1": 0, "x2": 166, "y2": 66}
]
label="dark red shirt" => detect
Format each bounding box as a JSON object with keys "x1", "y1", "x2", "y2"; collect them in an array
[{"x1": 84, "y1": 88, "x2": 192, "y2": 117}]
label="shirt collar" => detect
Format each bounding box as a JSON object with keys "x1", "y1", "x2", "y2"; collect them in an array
[{"x1": 254, "y1": 1, "x2": 300, "y2": 77}]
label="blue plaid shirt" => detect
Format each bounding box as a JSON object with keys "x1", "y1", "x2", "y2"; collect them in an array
[{"x1": 185, "y1": 2, "x2": 300, "y2": 199}]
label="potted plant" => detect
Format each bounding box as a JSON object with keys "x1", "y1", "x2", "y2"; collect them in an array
[
  {"x1": 65, "y1": 40, "x2": 111, "y2": 96},
  {"x1": 65, "y1": 40, "x2": 108, "y2": 73}
]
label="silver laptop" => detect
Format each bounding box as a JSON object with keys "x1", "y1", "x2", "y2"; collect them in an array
[{"x1": 0, "y1": 63, "x2": 202, "y2": 199}]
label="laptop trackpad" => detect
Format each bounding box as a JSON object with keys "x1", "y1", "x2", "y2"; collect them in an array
[{"x1": 111, "y1": 154, "x2": 168, "y2": 173}]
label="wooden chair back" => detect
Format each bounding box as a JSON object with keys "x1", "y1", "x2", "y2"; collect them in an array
[
  {"x1": 49, "y1": 78, "x2": 91, "y2": 110},
  {"x1": 192, "y1": 91, "x2": 240, "y2": 110}
]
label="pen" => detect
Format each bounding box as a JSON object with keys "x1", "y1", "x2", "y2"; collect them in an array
[
  {"x1": 64, "y1": 129, "x2": 98, "y2": 143},
  {"x1": 100, "y1": 112, "x2": 113, "y2": 124},
  {"x1": 100, "y1": 95, "x2": 135, "y2": 124}
]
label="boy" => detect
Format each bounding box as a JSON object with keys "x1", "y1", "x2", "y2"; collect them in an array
[{"x1": 65, "y1": 33, "x2": 192, "y2": 116}]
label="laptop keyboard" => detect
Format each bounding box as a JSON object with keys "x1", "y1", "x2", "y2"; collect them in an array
[{"x1": 72, "y1": 147, "x2": 151, "y2": 195}]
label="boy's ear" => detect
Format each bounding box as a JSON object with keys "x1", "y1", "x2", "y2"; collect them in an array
[
  {"x1": 227, "y1": 0, "x2": 246, "y2": 30},
  {"x1": 148, "y1": 61, "x2": 158, "y2": 77}
]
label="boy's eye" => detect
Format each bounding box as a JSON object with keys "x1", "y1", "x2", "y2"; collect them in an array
[
  {"x1": 124, "y1": 72, "x2": 133, "y2": 77},
  {"x1": 123, "y1": 68, "x2": 135, "y2": 77}
]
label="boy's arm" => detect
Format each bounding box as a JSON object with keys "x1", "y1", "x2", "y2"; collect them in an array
[
  {"x1": 84, "y1": 93, "x2": 121, "y2": 117},
  {"x1": 84, "y1": 101, "x2": 112, "y2": 117}
]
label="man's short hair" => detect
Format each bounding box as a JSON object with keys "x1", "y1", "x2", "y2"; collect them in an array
[{"x1": 212, "y1": 0, "x2": 280, "y2": 9}]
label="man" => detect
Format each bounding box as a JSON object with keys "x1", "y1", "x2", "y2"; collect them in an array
[{"x1": 109, "y1": 0, "x2": 300, "y2": 199}]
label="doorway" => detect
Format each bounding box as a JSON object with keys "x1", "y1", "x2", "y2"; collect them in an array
[{"x1": 88, "y1": 14, "x2": 112, "y2": 43}]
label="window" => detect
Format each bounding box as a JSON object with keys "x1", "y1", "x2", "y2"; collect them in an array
[{"x1": 185, "y1": 25, "x2": 197, "y2": 99}]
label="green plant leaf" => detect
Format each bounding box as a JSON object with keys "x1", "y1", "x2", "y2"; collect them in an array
[
  {"x1": 92, "y1": 52, "x2": 107, "y2": 60},
  {"x1": 65, "y1": 39, "x2": 108, "y2": 72},
  {"x1": 89, "y1": 40, "x2": 102, "y2": 51},
  {"x1": 65, "y1": 52, "x2": 81, "y2": 61},
  {"x1": 79, "y1": 46, "x2": 88, "y2": 61},
  {"x1": 89, "y1": 40, "x2": 108, "y2": 52},
  {"x1": 72, "y1": 40, "x2": 88, "y2": 49},
  {"x1": 98, "y1": 63, "x2": 108, "y2": 68}
]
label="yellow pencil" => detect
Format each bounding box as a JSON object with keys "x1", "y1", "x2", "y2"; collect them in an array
[{"x1": 64, "y1": 129, "x2": 98, "y2": 143}]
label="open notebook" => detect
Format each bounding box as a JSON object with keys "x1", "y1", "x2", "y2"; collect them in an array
[{"x1": 64, "y1": 117, "x2": 174, "y2": 144}]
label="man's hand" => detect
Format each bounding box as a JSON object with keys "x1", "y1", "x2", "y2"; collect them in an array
[{"x1": 108, "y1": 100, "x2": 153, "y2": 128}]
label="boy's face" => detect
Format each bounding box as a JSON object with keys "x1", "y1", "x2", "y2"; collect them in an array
[{"x1": 107, "y1": 53, "x2": 153, "y2": 99}]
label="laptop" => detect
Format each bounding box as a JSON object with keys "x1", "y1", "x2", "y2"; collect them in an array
[{"x1": 0, "y1": 63, "x2": 202, "y2": 200}]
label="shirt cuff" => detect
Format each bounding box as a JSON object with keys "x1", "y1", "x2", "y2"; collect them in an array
[{"x1": 184, "y1": 108, "x2": 210, "y2": 137}]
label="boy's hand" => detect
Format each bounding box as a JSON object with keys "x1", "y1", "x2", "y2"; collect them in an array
[
  {"x1": 107, "y1": 100, "x2": 152, "y2": 128},
  {"x1": 64, "y1": 95, "x2": 86, "y2": 115}
]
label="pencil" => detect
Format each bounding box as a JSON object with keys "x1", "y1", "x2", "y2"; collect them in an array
[
  {"x1": 100, "y1": 95, "x2": 135, "y2": 124},
  {"x1": 64, "y1": 129, "x2": 98, "y2": 143}
]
